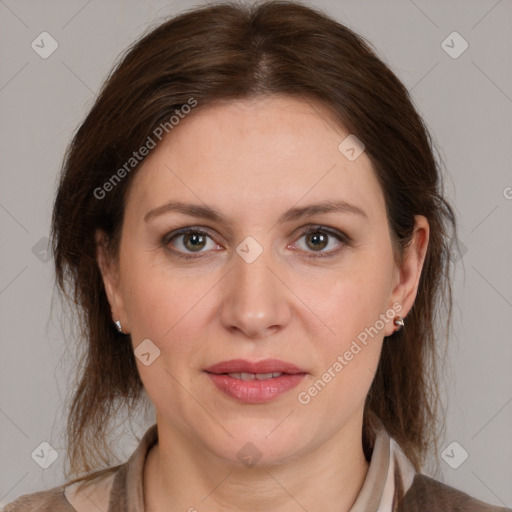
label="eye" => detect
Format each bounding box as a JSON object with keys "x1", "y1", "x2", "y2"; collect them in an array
[
  {"x1": 163, "y1": 228, "x2": 219, "y2": 258},
  {"x1": 292, "y1": 226, "x2": 348, "y2": 258}
]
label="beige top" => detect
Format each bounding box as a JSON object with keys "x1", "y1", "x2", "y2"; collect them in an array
[{"x1": 3, "y1": 422, "x2": 509, "y2": 512}]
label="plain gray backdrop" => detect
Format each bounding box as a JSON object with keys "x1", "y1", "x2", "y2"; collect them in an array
[{"x1": 1, "y1": 0, "x2": 511, "y2": 508}]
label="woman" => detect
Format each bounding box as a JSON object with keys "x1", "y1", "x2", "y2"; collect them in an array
[{"x1": 4, "y1": 1, "x2": 509, "y2": 511}]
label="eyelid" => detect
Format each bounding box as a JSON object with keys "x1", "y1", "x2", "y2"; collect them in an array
[{"x1": 289, "y1": 224, "x2": 349, "y2": 257}]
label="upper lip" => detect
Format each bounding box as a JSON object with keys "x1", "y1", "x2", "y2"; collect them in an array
[{"x1": 204, "y1": 359, "x2": 306, "y2": 375}]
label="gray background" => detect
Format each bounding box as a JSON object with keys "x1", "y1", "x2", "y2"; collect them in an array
[{"x1": 1, "y1": 0, "x2": 511, "y2": 508}]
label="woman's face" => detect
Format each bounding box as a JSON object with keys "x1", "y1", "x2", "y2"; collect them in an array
[{"x1": 98, "y1": 95, "x2": 428, "y2": 465}]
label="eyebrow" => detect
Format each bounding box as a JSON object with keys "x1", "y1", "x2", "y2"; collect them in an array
[{"x1": 143, "y1": 199, "x2": 368, "y2": 226}]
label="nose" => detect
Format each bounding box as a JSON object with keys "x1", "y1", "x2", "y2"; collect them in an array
[{"x1": 219, "y1": 246, "x2": 291, "y2": 340}]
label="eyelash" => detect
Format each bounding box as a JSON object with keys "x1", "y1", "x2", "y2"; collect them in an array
[{"x1": 162, "y1": 225, "x2": 350, "y2": 260}]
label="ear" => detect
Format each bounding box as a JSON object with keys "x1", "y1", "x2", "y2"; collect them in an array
[
  {"x1": 384, "y1": 215, "x2": 429, "y2": 336},
  {"x1": 95, "y1": 229, "x2": 129, "y2": 333}
]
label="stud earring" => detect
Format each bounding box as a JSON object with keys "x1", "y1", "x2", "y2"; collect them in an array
[
  {"x1": 393, "y1": 316, "x2": 404, "y2": 332},
  {"x1": 114, "y1": 320, "x2": 123, "y2": 334}
]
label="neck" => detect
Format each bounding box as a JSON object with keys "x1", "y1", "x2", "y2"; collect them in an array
[{"x1": 144, "y1": 417, "x2": 370, "y2": 512}]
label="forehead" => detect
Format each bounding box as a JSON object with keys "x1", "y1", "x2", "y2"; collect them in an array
[{"x1": 125, "y1": 95, "x2": 386, "y2": 225}]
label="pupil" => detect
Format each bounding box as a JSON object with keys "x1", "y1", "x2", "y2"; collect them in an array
[{"x1": 308, "y1": 232, "x2": 327, "y2": 250}]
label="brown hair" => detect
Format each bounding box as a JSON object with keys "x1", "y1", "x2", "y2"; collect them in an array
[{"x1": 51, "y1": 0, "x2": 457, "y2": 488}]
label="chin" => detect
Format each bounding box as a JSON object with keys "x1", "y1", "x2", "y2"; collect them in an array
[{"x1": 205, "y1": 422, "x2": 304, "y2": 467}]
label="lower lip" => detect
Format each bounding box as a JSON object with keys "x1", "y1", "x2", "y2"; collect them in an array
[{"x1": 205, "y1": 372, "x2": 306, "y2": 403}]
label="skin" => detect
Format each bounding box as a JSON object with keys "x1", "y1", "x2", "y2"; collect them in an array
[{"x1": 96, "y1": 95, "x2": 429, "y2": 512}]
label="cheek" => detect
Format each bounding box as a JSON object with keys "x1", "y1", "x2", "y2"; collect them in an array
[
  {"x1": 308, "y1": 263, "x2": 392, "y2": 341},
  {"x1": 120, "y1": 246, "x2": 185, "y2": 329},
  {"x1": 297, "y1": 274, "x2": 387, "y2": 415},
  {"x1": 121, "y1": 257, "x2": 215, "y2": 363},
  {"x1": 297, "y1": 258, "x2": 392, "y2": 394}
]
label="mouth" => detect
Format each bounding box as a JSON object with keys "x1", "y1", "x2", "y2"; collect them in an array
[{"x1": 204, "y1": 359, "x2": 307, "y2": 403}]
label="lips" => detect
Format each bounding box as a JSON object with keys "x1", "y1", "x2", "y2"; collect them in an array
[
  {"x1": 204, "y1": 358, "x2": 306, "y2": 375},
  {"x1": 204, "y1": 359, "x2": 307, "y2": 403}
]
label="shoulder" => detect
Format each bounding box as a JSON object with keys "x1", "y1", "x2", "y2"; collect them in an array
[
  {"x1": 2, "y1": 470, "x2": 118, "y2": 512},
  {"x1": 2, "y1": 485, "x2": 72, "y2": 512},
  {"x1": 398, "y1": 473, "x2": 511, "y2": 512}
]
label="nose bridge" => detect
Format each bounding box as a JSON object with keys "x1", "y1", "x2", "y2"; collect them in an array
[{"x1": 219, "y1": 238, "x2": 290, "y2": 337}]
